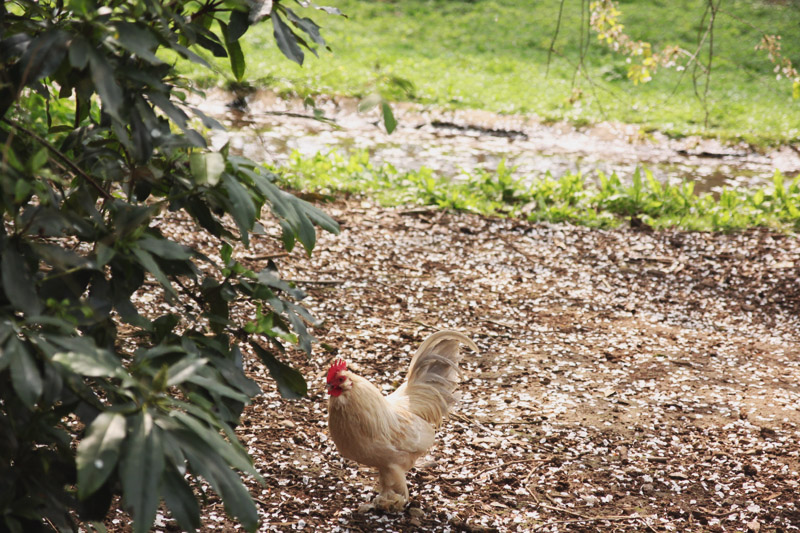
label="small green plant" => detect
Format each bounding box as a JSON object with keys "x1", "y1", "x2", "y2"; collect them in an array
[{"x1": 276, "y1": 149, "x2": 800, "y2": 232}]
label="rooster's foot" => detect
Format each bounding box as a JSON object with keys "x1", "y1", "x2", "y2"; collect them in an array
[
  {"x1": 373, "y1": 491, "x2": 407, "y2": 512},
  {"x1": 357, "y1": 502, "x2": 375, "y2": 514}
]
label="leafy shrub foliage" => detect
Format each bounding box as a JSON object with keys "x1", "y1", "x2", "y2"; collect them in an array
[
  {"x1": 279, "y1": 149, "x2": 800, "y2": 231},
  {"x1": 0, "y1": 1, "x2": 340, "y2": 531}
]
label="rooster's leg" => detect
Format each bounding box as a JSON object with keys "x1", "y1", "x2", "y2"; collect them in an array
[{"x1": 374, "y1": 464, "x2": 409, "y2": 511}]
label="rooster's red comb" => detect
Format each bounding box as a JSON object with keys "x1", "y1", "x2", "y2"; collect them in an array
[{"x1": 327, "y1": 358, "x2": 347, "y2": 384}]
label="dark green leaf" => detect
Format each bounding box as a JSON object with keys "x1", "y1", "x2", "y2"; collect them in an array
[
  {"x1": 14, "y1": 179, "x2": 31, "y2": 204},
  {"x1": 185, "y1": 197, "x2": 231, "y2": 239},
  {"x1": 167, "y1": 357, "x2": 208, "y2": 386},
  {"x1": 138, "y1": 236, "x2": 193, "y2": 261},
  {"x1": 18, "y1": 30, "x2": 69, "y2": 85},
  {"x1": 147, "y1": 90, "x2": 189, "y2": 130},
  {"x1": 129, "y1": 107, "x2": 153, "y2": 163},
  {"x1": 1, "y1": 33, "x2": 33, "y2": 59},
  {"x1": 19, "y1": 205, "x2": 70, "y2": 238},
  {"x1": 0, "y1": 321, "x2": 13, "y2": 365},
  {"x1": 194, "y1": 32, "x2": 227, "y2": 58},
  {"x1": 250, "y1": 175, "x2": 329, "y2": 253},
  {"x1": 381, "y1": 101, "x2": 397, "y2": 134},
  {"x1": 28, "y1": 147, "x2": 48, "y2": 172},
  {"x1": 31, "y1": 243, "x2": 93, "y2": 270},
  {"x1": 152, "y1": 314, "x2": 179, "y2": 343},
  {"x1": 227, "y1": 10, "x2": 251, "y2": 41},
  {"x1": 279, "y1": 219, "x2": 296, "y2": 252},
  {"x1": 40, "y1": 359, "x2": 64, "y2": 405},
  {"x1": 227, "y1": 37, "x2": 245, "y2": 81},
  {"x1": 285, "y1": 198, "x2": 317, "y2": 253},
  {"x1": 251, "y1": 343, "x2": 307, "y2": 399},
  {"x1": 153, "y1": 364, "x2": 169, "y2": 392},
  {"x1": 184, "y1": 374, "x2": 250, "y2": 403},
  {"x1": 220, "y1": 243, "x2": 233, "y2": 265},
  {"x1": 256, "y1": 267, "x2": 305, "y2": 300},
  {"x1": 188, "y1": 106, "x2": 224, "y2": 130},
  {"x1": 8, "y1": 337, "x2": 43, "y2": 409},
  {"x1": 39, "y1": 269, "x2": 92, "y2": 305},
  {"x1": 135, "y1": 344, "x2": 184, "y2": 362},
  {"x1": 284, "y1": 7, "x2": 326, "y2": 47},
  {"x1": 1, "y1": 245, "x2": 43, "y2": 315},
  {"x1": 299, "y1": 201, "x2": 340, "y2": 235},
  {"x1": 112, "y1": 22, "x2": 163, "y2": 65},
  {"x1": 285, "y1": 301, "x2": 316, "y2": 354},
  {"x1": 272, "y1": 12, "x2": 304, "y2": 65},
  {"x1": 203, "y1": 282, "x2": 229, "y2": 335},
  {"x1": 96, "y1": 243, "x2": 116, "y2": 267},
  {"x1": 88, "y1": 49, "x2": 123, "y2": 121},
  {"x1": 51, "y1": 348, "x2": 127, "y2": 379},
  {"x1": 161, "y1": 466, "x2": 200, "y2": 533},
  {"x1": 171, "y1": 411, "x2": 259, "y2": 478},
  {"x1": 131, "y1": 247, "x2": 177, "y2": 297},
  {"x1": 222, "y1": 173, "x2": 256, "y2": 246},
  {"x1": 208, "y1": 349, "x2": 261, "y2": 398},
  {"x1": 170, "y1": 42, "x2": 211, "y2": 68},
  {"x1": 121, "y1": 412, "x2": 164, "y2": 533},
  {"x1": 219, "y1": 21, "x2": 246, "y2": 82},
  {"x1": 176, "y1": 434, "x2": 259, "y2": 531},
  {"x1": 77, "y1": 412, "x2": 127, "y2": 499},
  {"x1": 22, "y1": 316, "x2": 75, "y2": 335}
]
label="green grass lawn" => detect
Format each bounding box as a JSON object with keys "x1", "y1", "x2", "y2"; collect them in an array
[{"x1": 183, "y1": 0, "x2": 800, "y2": 146}]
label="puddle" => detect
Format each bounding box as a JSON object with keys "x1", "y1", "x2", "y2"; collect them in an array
[{"x1": 196, "y1": 89, "x2": 800, "y2": 194}]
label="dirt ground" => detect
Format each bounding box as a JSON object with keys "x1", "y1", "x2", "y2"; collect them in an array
[{"x1": 136, "y1": 197, "x2": 800, "y2": 533}]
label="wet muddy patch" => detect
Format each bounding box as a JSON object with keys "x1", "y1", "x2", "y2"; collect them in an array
[{"x1": 196, "y1": 89, "x2": 800, "y2": 194}]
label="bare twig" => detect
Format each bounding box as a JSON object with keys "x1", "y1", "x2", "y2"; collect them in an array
[
  {"x1": 539, "y1": 503, "x2": 588, "y2": 518},
  {"x1": 639, "y1": 517, "x2": 659, "y2": 533},
  {"x1": 699, "y1": 506, "x2": 737, "y2": 517},
  {"x1": 446, "y1": 457, "x2": 505, "y2": 474},
  {"x1": 534, "y1": 514, "x2": 646, "y2": 531},
  {"x1": 450, "y1": 457, "x2": 541, "y2": 478},
  {"x1": 702, "y1": 0, "x2": 721, "y2": 129},
  {"x1": 245, "y1": 252, "x2": 290, "y2": 261},
  {"x1": 285, "y1": 279, "x2": 345, "y2": 286},
  {"x1": 546, "y1": 0, "x2": 567, "y2": 77},
  {"x1": 399, "y1": 207, "x2": 440, "y2": 216},
  {"x1": 411, "y1": 320, "x2": 438, "y2": 331},
  {"x1": 691, "y1": 0, "x2": 721, "y2": 129},
  {"x1": 392, "y1": 262, "x2": 423, "y2": 272},
  {"x1": 499, "y1": 234, "x2": 537, "y2": 263},
  {"x1": 259, "y1": 110, "x2": 338, "y2": 127},
  {"x1": 482, "y1": 317, "x2": 517, "y2": 330}
]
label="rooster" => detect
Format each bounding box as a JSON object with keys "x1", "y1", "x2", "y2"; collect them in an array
[{"x1": 326, "y1": 330, "x2": 478, "y2": 511}]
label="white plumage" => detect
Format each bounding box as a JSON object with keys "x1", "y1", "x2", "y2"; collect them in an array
[{"x1": 326, "y1": 330, "x2": 478, "y2": 510}]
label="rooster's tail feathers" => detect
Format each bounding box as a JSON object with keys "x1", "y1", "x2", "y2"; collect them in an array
[{"x1": 403, "y1": 330, "x2": 478, "y2": 427}]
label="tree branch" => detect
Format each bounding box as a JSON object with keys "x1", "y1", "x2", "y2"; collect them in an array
[
  {"x1": 546, "y1": 0, "x2": 567, "y2": 77},
  {"x1": 1, "y1": 116, "x2": 113, "y2": 200}
]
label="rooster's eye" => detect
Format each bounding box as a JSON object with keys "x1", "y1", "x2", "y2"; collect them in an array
[{"x1": 338, "y1": 376, "x2": 345, "y2": 383}]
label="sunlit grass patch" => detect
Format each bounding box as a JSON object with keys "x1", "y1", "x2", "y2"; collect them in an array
[
  {"x1": 274, "y1": 149, "x2": 800, "y2": 232},
  {"x1": 179, "y1": 0, "x2": 800, "y2": 146}
]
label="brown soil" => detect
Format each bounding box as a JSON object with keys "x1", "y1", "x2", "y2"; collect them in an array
[{"x1": 150, "y1": 198, "x2": 800, "y2": 532}]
